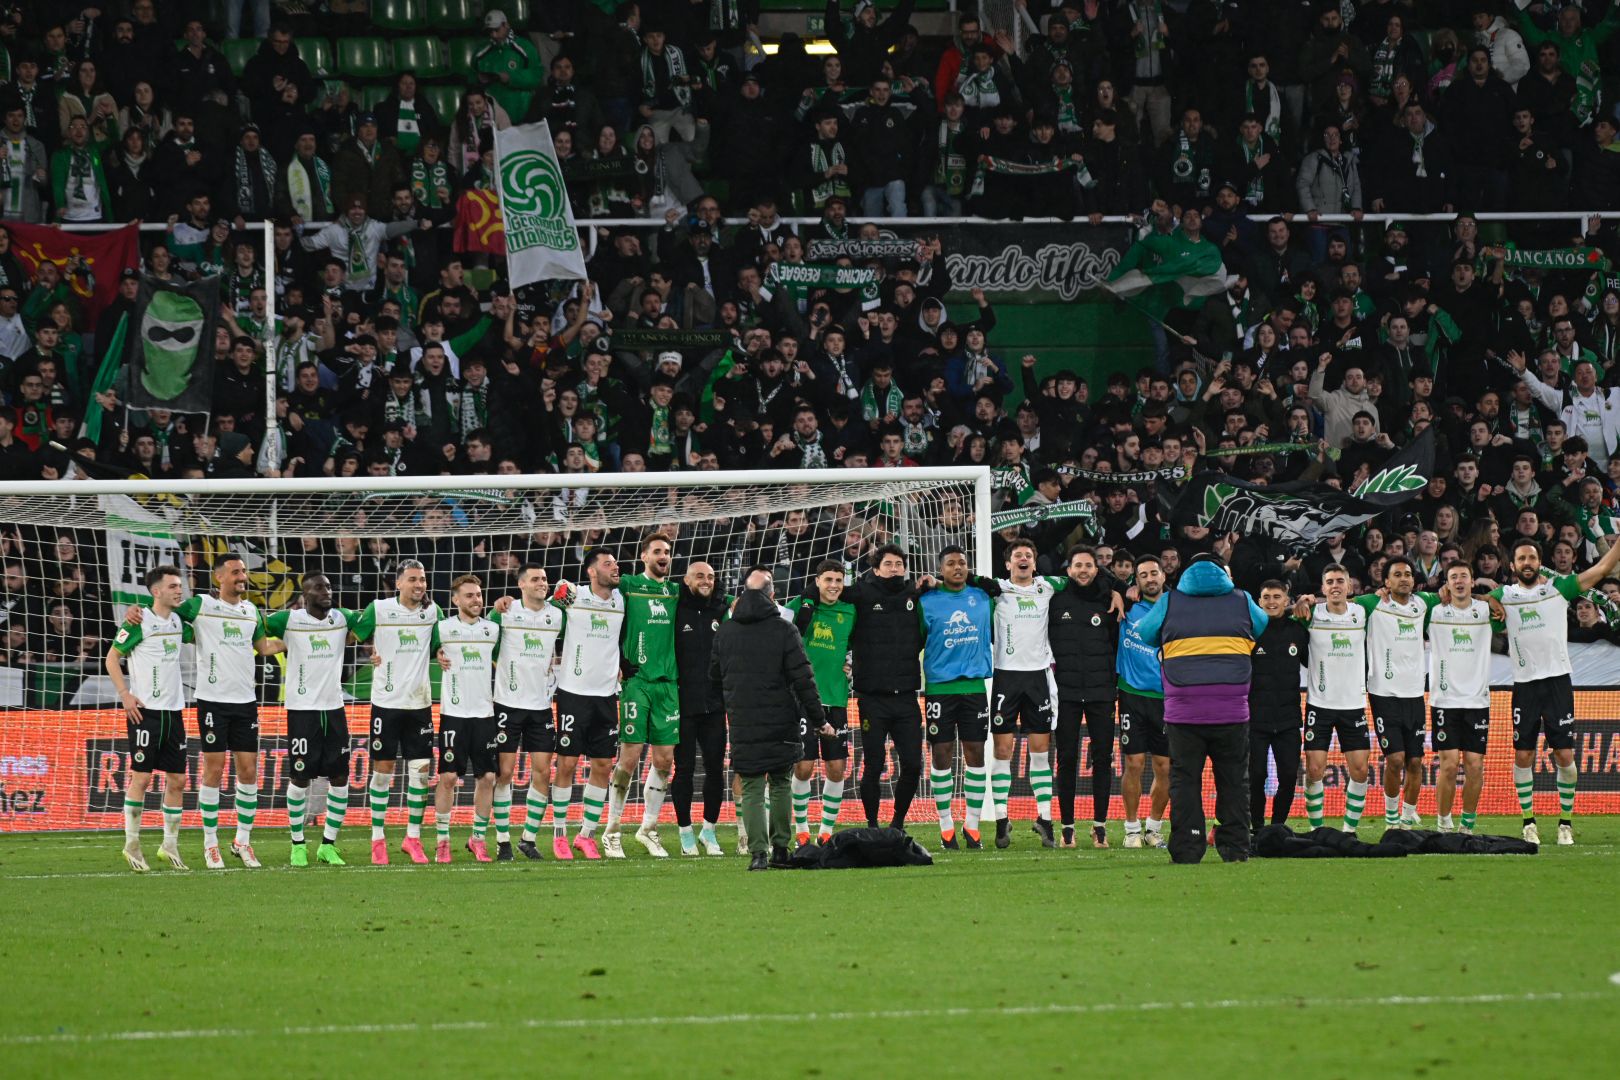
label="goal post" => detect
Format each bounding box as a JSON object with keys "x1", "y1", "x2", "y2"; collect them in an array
[{"x1": 0, "y1": 467, "x2": 992, "y2": 833}]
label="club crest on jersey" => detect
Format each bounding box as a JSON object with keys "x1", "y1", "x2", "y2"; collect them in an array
[
  {"x1": 1090, "y1": 614, "x2": 1102, "y2": 626},
  {"x1": 1288, "y1": 644, "x2": 1298, "y2": 656}
]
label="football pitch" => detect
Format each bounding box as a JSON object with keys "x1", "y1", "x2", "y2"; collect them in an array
[{"x1": 3, "y1": 820, "x2": 1619, "y2": 1078}]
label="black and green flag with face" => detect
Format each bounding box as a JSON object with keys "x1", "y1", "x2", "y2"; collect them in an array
[{"x1": 127, "y1": 275, "x2": 220, "y2": 414}]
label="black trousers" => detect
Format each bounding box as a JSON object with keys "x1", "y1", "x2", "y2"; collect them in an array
[
  {"x1": 672, "y1": 709, "x2": 727, "y2": 827},
  {"x1": 1166, "y1": 722, "x2": 1250, "y2": 864},
  {"x1": 1055, "y1": 699, "x2": 1115, "y2": 826},
  {"x1": 857, "y1": 693, "x2": 923, "y2": 828},
  {"x1": 1248, "y1": 725, "x2": 1301, "y2": 827}
]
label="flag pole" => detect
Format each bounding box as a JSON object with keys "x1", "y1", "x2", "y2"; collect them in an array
[{"x1": 260, "y1": 221, "x2": 281, "y2": 474}]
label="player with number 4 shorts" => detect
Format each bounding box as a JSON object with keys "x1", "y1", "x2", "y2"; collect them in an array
[
  {"x1": 265, "y1": 572, "x2": 357, "y2": 867},
  {"x1": 917, "y1": 547, "x2": 994, "y2": 850},
  {"x1": 1491, "y1": 537, "x2": 1620, "y2": 845}
]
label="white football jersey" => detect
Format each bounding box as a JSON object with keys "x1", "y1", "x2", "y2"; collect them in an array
[
  {"x1": 114, "y1": 607, "x2": 186, "y2": 710},
  {"x1": 493, "y1": 602, "x2": 565, "y2": 709},
  {"x1": 436, "y1": 615, "x2": 499, "y2": 718},
  {"x1": 1496, "y1": 575, "x2": 1579, "y2": 682},
  {"x1": 1427, "y1": 599, "x2": 1493, "y2": 709},
  {"x1": 993, "y1": 576, "x2": 1063, "y2": 671},
  {"x1": 556, "y1": 588, "x2": 625, "y2": 697},
  {"x1": 1364, "y1": 595, "x2": 1431, "y2": 698},
  {"x1": 270, "y1": 607, "x2": 354, "y2": 711},
  {"x1": 358, "y1": 597, "x2": 443, "y2": 709},
  {"x1": 1306, "y1": 602, "x2": 1367, "y2": 710},
  {"x1": 179, "y1": 594, "x2": 262, "y2": 705}
]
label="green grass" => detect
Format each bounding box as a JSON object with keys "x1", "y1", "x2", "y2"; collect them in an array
[{"x1": 3, "y1": 819, "x2": 1619, "y2": 1078}]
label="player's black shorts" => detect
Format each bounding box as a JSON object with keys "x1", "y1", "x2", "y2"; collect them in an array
[
  {"x1": 195, "y1": 699, "x2": 258, "y2": 754},
  {"x1": 801, "y1": 706, "x2": 851, "y2": 761},
  {"x1": 1371, "y1": 695, "x2": 1426, "y2": 759},
  {"x1": 287, "y1": 708, "x2": 352, "y2": 783},
  {"x1": 370, "y1": 705, "x2": 434, "y2": 762},
  {"x1": 1431, "y1": 705, "x2": 1489, "y2": 756},
  {"x1": 1118, "y1": 692, "x2": 1168, "y2": 757},
  {"x1": 925, "y1": 694, "x2": 988, "y2": 746},
  {"x1": 1512, "y1": 675, "x2": 1576, "y2": 752},
  {"x1": 495, "y1": 704, "x2": 555, "y2": 754},
  {"x1": 1304, "y1": 705, "x2": 1371, "y2": 753},
  {"x1": 128, "y1": 709, "x2": 187, "y2": 774},
  {"x1": 990, "y1": 670, "x2": 1054, "y2": 735},
  {"x1": 438, "y1": 714, "x2": 499, "y2": 777},
  {"x1": 553, "y1": 689, "x2": 619, "y2": 760}
]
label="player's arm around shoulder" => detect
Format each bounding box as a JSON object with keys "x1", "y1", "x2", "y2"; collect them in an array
[{"x1": 349, "y1": 600, "x2": 379, "y2": 643}]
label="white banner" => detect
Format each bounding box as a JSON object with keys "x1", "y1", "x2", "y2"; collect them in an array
[
  {"x1": 494, "y1": 121, "x2": 587, "y2": 287},
  {"x1": 100, "y1": 494, "x2": 183, "y2": 606}
]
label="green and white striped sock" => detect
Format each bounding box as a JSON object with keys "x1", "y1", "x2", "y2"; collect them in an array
[
  {"x1": 323, "y1": 785, "x2": 349, "y2": 844},
  {"x1": 123, "y1": 798, "x2": 143, "y2": 845},
  {"x1": 1384, "y1": 793, "x2": 1400, "y2": 827},
  {"x1": 198, "y1": 784, "x2": 220, "y2": 848},
  {"x1": 1514, "y1": 765, "x2": 1535, "y2": 819},
  {"x1": 287, "y1": 783, "x2": 308, "y2": 844},
  {"x1": 233, "y1": 783, "x2": 258, "y2": 846},
  {"x1": 931, "y1": 767, "x2": 955, "y2": 835},
  {"x1": 1556, "y1": 764, "x2": 1576, "y2": 819},
  {"x1": 550, "y1": 784, "x2": 573, "y2": 835},
  {"x1": 493, "y1": 784, "x2": 512, "y2": 843},
  {"x1": 162, "y1": 804, "x2": 182, "y2": 844},
  {"x1": 1343, "y1": 779, "x2": 1368, "y2": 829},
  {"x1": 790, "y1": 775, "x2": 812, "y2": 834},
  {"x1": 1304, "y1": 780, "x2": 1325, "y2": 828},
  {"x1": 963, "y1": 765, "x2": 987, "y2": 831},
  {"x1": 1460, "y1": 809, "x2": 1477, "y2": 831},
  {"x1": 406, "y1": 782, "x2": 429, "y2": 839},
  {"x1": 579, "y1": 783, "x2": 607, "y2": 838},
  {"x1": 436, "y1": 804, "x2": 452, "y2": 842},
  {"x1": 522, "y1": 784, "x2": 548, "y2": 842},
  {"x1": 990, "y1": 758, "x2": 1012, "y2": 819},
  {"x1": 818, "y1": 778, "x2": 844, "y2": 835},
  {"x1": 1028, "y1": 751, "x2": 1053, "y2": 822},
  {"x1": 472, "y1": 812, "x2": 488, "y2": 841},
  {"x1": 369, "y1": 771, "x2": 391, "y2": 841}
]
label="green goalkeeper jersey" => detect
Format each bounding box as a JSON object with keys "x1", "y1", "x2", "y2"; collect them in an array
[
  {"x1": 785, "y1": 597, "x2": 856, "y2": 707},
  {"x1": 619, "y1": 572, "x2": 679, "y2": 683}
]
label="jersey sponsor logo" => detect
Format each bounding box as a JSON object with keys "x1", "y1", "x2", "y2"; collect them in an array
[
  {"x1": 647, "y1": 599, "x2": 668, "y2": 618},
  {"x1": 222, "y1": 623, "x2": 245, "y2": 641},
  {"x1": 310, "y1": 636, "x2": 334, "y2": 653},
  {"x1": 523, "y1": 632, "x2": 547, "y2": 652},
  {"x1": 162, "y1": 639, "x2": 179, "y2": 657},
  {"x1": 1330, "y1": 633, "x2": 1353, "y2": 652},
  {"x1": 397, "y1": 629, "x2": 422, "y2": 648},
  {"x1": 1016, "y1": 597, "x2": 1038, "y2": 614},
  {"x1": 1450, "y1": 628, "x2": 1473, "y2": 648},
  {"x1": 460, "y1": 645, "x2": 483, "y2": 663},
  {"x1": 1519, "y1": 608, "x2": 1543, "y2": 627},
  {"x1": 812, "y1": 622, "x2": 835, "y2": 644},
  {"x1": 946, "y1": 610, "x2": 971, "y2": 628},
  {"x1": 590, "y1": 614, "x2": 610, "y2": 632},
  {"x1": 1396, "y1": 620, "x2": 1417, "y2": 637}
]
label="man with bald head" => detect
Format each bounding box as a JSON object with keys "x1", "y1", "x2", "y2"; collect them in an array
[
  {"x1": 711, "y1": 567, "x2": 825, "y2": 870},
  {"x1": 673, "y1": 560, "x2": 731, "y2": 856}
]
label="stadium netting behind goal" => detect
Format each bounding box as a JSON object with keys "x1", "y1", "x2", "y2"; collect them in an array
[{"x1": 0, "y1": 469, "x2": 1612, "y2": 833}]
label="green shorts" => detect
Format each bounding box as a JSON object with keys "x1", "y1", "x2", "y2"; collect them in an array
[{"x1": 620, "y1": 678, "x2": 681, "y2": 746}]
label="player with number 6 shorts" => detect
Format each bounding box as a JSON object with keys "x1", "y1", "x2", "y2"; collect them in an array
[
  {"x1": 785, "y1": 560, "x2": 858, "y2": 847},
  {"x1": 1296, "y1": 565, "x2": 1372, "y2": 832},
  {"x1": 265, "y1": 572, "x2": 356, "y2": 867},
  {"x1": 917, "y1": 547, "x2": 994, "y2": 850}
]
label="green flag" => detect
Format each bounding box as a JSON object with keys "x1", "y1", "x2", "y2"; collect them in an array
[
  {"x1": 699, "y1": 348, "x2": 738, "y2": 426},
  {"x1": 83, "y1": 312, "x2": 128, "y2": 444}
]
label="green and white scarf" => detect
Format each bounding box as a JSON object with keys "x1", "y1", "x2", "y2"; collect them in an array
[
  {"x1": 958, "y1": 66, "x2": 1000, "y2": 109},
  {"x1": 234, "y1": 145, "x2": 276, "y2": 217},
  {"x1": 410, "y1": 158, "x2": 450, "y2": 209},
  {"x1": 1244, "y1": 80, "x2": 1282, "y2": 141},
  {"x1": 1053, "y1": 85, "x2": 1079, "y2": 133},
  {"x1": 934, "y1": 120, "x2": 967, "y2": 193},
  {"x1": 68, "y1": 146, "x2": 93, "y2": 199},
  {"x1": 969, "y1": 154, "x2": 1089, "y2": 197},
  {"x1": 1240, "y1": 137, "x2": 1265, "y2": 203},
  {"x1": 861, "y1": 380, "x2": 903, "y2": 424},
  {"x1": 383, "y1": 388, "x2": 418, "y2": 427},
  {"x1": 286, "y1": 155, "x2": 333, "y2": 219},
  {"x1": 1370, "y1": 38, "x2": 1400, "y2": 98},
  {"x1": 649, "y1": 402, "x2": 672, "y2": 455},
  {"x1": 15, "y1": 85, "x2": 37, "y2": 130},
  {"x1": 453, "y1": 381, "x2": 488, "y2": 439},
  {"x1": 641, "y1": 44, "x2": 691, "y2": 108},
  {"x1": 395, "y1": 100, "x2": 421, "y2": 154},
  {"x1": 794, "y1": 430, "x2": 828, "y2": 468},
  {"x1": 1410, "y1": 128, "x2": 1429, "y2": 178},
  {"x1": 345, "y1": 218, "x2": 371, "y2": 282},
  {"x1": 1170, "y1": 126, "x2": 1210, "y2": 195},
  {"x1": 809, "y1": 141, "x2": 850, "y2": 206}
]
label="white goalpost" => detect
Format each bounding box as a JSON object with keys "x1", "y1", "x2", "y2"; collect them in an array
[{"x1": 0, "y1": 468, "x2": 991, "y2": 833}]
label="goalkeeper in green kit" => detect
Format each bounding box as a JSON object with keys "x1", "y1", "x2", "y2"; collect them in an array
[
  {"x1": 785, "y1": 560, "x2": 857, "y2": 845},
  {"x1": 601, "y1": 533, "x2": 682, "y2": 858}
]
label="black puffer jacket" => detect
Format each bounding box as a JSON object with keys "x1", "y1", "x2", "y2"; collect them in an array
[
  {"x1": 845, "y1": 572, "x2": 924, "y2": 694},
  {"x1": 711, "y1": 589, "x2": 824, "y2": 774},
  {"x1": 675, "y1": 585, "x2": 728, "y2": 716},
  {"x1": 1248, "y1": 617, "x2": 1308, "y2": 733},
  {"x1": 1049, "y1": 576, "x2": 1119, "y2": 703}
]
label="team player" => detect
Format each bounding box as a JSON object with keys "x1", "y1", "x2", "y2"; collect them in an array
[
  {"x1": 431, "y1": 575, "x2": 501, "y2": 863},
  {"x1": 786, "y1": 560, "x2": 857, "y2": 846},
  {"x1": 265, "y1": 572, "x2": 357, "y2": 867},
  {"x1": 1491, "y1": 537, "x2": 1620, "y2": 844},
  {"x1": 1248, "y1": 580, "x2": 1308, "y2": 827},
  {"x1": 989, "y1": 539, "x2": 1065, "y2": 849},
  {"x1": 602, "y1": 534, "x2": 681, "y2": 859},
  {"x1": 1423, "y1": 564, "x2": 1502, "y2": 835},
  {"x1": 123, "y1": 553, "x2": 282, "y2": 868},
  {"x1": 917, "y1": 547, "x2": 994, "y2": 849},
  {"x1": 352, "y1": 560, "x2": 443, "y2": 865},
  {"x1": 1049, "y1": 546, "x2": 1123, "y2": 848},
  {"x1": 1296, "y1": 565, "x2": 1372, "y2": 832},
  {"x1": 1366, "y1": 557, "x2": 1435, "y2": 832},
  {"x1": 108, "y1": 565, "x2": 192, "y2": 872},
  {"x1": 552, "y1": 548, "x2": 626, "y2": 859},
  {"x1": 492, "y1": 563, "x2": 567, "y2": 861},
  {"x1": 1118, "y1": 555, "x2": 1169, "y2": 849}
]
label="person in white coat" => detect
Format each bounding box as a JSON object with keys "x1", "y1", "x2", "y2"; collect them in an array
[
  {"x1": 1473, "y1": 7, "x2": 1530, "y2": 87},
  {"x1": 1512, "y1": 350, "x2": 1620, "y2": 469}
]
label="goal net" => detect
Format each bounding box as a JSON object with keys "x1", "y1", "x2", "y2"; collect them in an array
[{"x1": 0, "y1": 468, "x2": 995, "y2": 833}]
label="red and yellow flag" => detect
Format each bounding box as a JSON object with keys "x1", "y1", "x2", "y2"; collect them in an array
[
  {"x1": 453, "y1": 189, "x2": 506, "y2": 255},
  {"x1": 7, "y1": 221, "x2": 140, "y2": 320}
]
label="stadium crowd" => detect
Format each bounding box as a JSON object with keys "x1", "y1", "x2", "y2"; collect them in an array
[{"x1": 0, "y1": 0, "x2": 1604, "y2": 867}]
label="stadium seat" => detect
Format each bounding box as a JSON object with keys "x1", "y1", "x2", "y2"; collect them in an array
[
  {"x1": 223, "y1": 38, "x2": 258, "y2": 76},
  {"x1": 429, "y1": 0, "x2": 486, "y2": 32},
  {"x1": 372, "y1": 0, "x2": 429, "y2": 31},
  {"x1": 447, "y1": 37, "x2": 485, "y2": 78},
  {"x1": 393, "y1": 37, "x2": 449, "y2": 80},
  {"x1": 299, "y1": 37, "x2": 336, "y2": 78},
  {"x1": 338, "y1": 38, "x2": 394, "y2": 80},
  {"x1": 359, "y1": 84, "x2": 393, "y2": 111},
  {"x1": 503, "y1": 0, "x2": 531, "y2": 28},
  {"x1": 423, "y1": 85, "x2": 464, "y2": 124}
]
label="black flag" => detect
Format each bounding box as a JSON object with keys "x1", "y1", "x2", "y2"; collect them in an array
[{"x1": 127, "y1": 275, "x2": 221, "y2": 414}]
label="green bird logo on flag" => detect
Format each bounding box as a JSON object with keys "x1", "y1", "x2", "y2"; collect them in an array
[{"x1": 139, "y1": 290, "x2": 205, "y2": 401}]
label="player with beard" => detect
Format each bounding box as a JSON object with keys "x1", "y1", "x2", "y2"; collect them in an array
[
  {"x1": 1117, "y1": 556, "x2": 1169, "y2": 849},
  {"x1": 1049, "y1": 546, "x2": 1124, "y2": 848},
  {"x1": 1367, "y1": 557, "x2": 1438, "y2": 832}
]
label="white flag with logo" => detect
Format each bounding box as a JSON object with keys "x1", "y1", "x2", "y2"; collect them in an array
[{"x1": 494, "y1": 121, "x2": 587, "y2": 286}]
